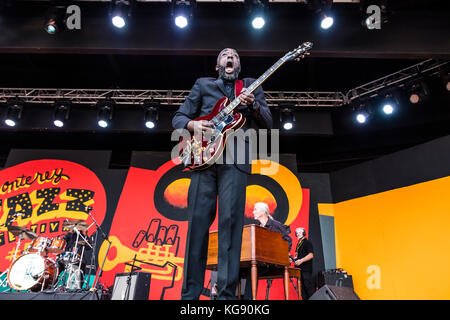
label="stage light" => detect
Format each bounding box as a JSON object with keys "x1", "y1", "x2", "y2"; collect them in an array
[
  {"x1": 172, "y1": 0, "x2": 194, "y2": 29},
  {"x1": 44, "y1": 6, "x2": 66, "y2": 34},
  {"x1": 111, "y1": 0, "x2": 133, "y2": 29},
  {"x1": 408, "y1": 81, "x2": 429, "y2": 104},
  {"x1": 4, "y1": 100, "x2": 23, "y2": 127},
  {"x1": 355, "y1": 112, "x2": 368, "y2": 124},
  {"x1": 308, "y1": 0, "x2": 334, "y2": 30},
  {"x1": 353, "y1": 103, "x2": 370, "y2": 124},
  {"x1": 320, "y1": 13, "x2": 334, "y2": 29},
  {"x1": 382, "y1": 104, "x2": 393, "y2": 114},
  {"x1": 112, "y1": 15, "x2": 126, "y2": 28},
  {"x1": 280, "y1": 108, "x2": 295, "y2": 130},
  {"x1": 381, "y1": 95, "x2": 397, "y2": 115},
  {"x1": 53, "y1": 101, "x2": 70, "y2": 128},
  {"x1": 252, "y1": 16, "x2": 265, "y2": 29},
  {"x1": 440, "y1": 72, "x2": 450, "y2": 91},
  {"x1": 245, "y1": 0, "x2": 266, "y2": 29},
  {"x1": 144, "y1": 102, "x2": 159, "y2": 129},
  {"x1": 97, "y1": 100, "x2": 114, "y2": 128},
  {"x1": 247, "y1": 0, "x2": 267, "y2": 30},
  {"x1": 175, "y1": 15, "x2": 188, "y2": 28}
]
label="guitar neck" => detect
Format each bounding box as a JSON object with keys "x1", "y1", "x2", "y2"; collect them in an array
[{"x1": 223, "y1": 57, "x2": 287, "y2": 114}]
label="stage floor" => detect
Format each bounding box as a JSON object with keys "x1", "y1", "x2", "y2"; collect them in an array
[{"x1": 0, "y1": 291, "x2": 102, "y2": 300}]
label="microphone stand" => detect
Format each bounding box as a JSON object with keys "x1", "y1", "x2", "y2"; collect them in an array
[
  {"x1": 124, "y1": 254, "x2": 138, "y2": 300},
  {"x1": 85, "y1": 207, "x2": 112, "y2": 293},
  {"x1": 85, "y1": 231, "x2": 98, "y2": 290}
]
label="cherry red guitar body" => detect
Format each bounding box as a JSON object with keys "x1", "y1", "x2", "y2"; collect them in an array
[{"x1": 179, "y1": 96, "x2": 246, "y2": 171}]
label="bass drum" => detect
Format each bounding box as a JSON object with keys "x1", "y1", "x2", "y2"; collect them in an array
[{"x1": 7, "y1": 254, "x2": 59, "y2": 291}]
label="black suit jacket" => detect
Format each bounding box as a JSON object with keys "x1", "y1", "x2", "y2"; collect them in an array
[{"x1": 172, "y1": 77, "x2": 272, "y2": 174}]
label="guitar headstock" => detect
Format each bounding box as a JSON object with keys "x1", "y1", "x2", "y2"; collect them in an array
[{"x1": 283, "y1": 42, "x2": 313, "y2": 62}]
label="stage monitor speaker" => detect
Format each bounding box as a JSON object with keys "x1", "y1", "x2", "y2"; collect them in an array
[
  {"x1": 309, "y1": 285, "x2": 360, "y2": 300},
  {"x1": 318, "y1": 270, "x2": 354, "y2": 288},
  {"x1": 111, "y1": 272, "x2": 151, "y2": 300}
]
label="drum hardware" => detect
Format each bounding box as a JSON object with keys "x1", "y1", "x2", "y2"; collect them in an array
[
  {"x1": 3, "y1": 213, "x2": 108, "y2": 294},
  {"x1": 84, "y1": 206, "x2": 111, "y2": 292},
  {"x1": 28, "y1": 237, "x2": 51, "y2": 256},
  {"x1": 62, "y1": 219, "x2": 90, "y2": 232},
  {"x1": 47, "y1": 237, "x2": 67, "y2": 255},
  {"x1": 0, "y1": 225, "x2": 38, "y2": 289},
  {"x1": 7, "y1": 254, "x2": 59, "y2": 292}
]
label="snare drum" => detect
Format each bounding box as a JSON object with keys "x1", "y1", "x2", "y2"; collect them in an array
[
  {"x1": 7, "y1": 254, "x2": 59, "y2": 291},
  {"x1": 28, "y1": 237, "x2": 50, "y2": 255},
  {"x1": 47, "y1": 237, "x2": 66, "y2": 254}
]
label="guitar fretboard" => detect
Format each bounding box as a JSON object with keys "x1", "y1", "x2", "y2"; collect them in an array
[{"x1": 221, "y1": 57, "x2": 287, "y2": 115}]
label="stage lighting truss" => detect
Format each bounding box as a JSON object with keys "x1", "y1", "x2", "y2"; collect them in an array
[
  {"x1": 0, "y1": 60, "x2": 446, "y2": 112},
  {"x1": 0, "y1": 89, "x2": 346, "y2": 108},
  {"x1": 344, "y1": 59, "x2": 449, "y2": 104}
]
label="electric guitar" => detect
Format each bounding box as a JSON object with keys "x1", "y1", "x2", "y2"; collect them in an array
[{"x1": 179, "y1": 42, "x2": 313, "y2": 171}]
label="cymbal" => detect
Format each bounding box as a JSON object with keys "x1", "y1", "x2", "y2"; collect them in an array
[
  {"x1": 7, "y1": 225, "x2": 38, "y2": 240},
  {"x1": 62, "y1": 220, "x2": 89, "y2": 230}
]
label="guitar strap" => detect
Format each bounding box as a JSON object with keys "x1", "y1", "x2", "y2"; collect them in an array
[{"x1": 234, "y1": 79, "x2": 244, "y2": 98}]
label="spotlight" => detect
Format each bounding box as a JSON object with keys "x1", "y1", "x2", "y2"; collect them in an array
[
  {"x1": 4, "y1": 100, "x2": 24, "y2": 127},
  {"x1": 111, "y1": 0, "x2": 133, "y2": 29},
  {"x1": 280, "y1": 108, "x2": 295, "y2": 130},
  {"x1": 144, "y1": 101, "x2": 159, "y2": 129},
  {"x1": 440, "y1": 71, "x2": 450, "y2": 91},
  {"x1": 97, "y1": 100, "x2": 114, "y2": 128},
  {"x1": 408, "y1": 81, "x2": 429, "y2": 104},
  {"x1": 353, "y1": 103, "x2": 370, "y2": 124},
  {"x1": 246, "y1": 0, "x2": 267, "y2": 29},
  {"x1": 308, "y1": 0, "x2": 334, "y2": 30},
  {"x1": 381, "y1": 95, "x2": 397, "y2": 115},
  {"x1": 252, "y1": 16, "x2": 265, "y2": 29},
  {"x1": 44, "y1": 6, "x2": 66, "y2": 34},
  {"x1": 172, "y1": 0, "x2": 194, "y2": 29},
  {"x1": 53, "y1": 101, "x2": 70, "y2": 128},
  {"x1": 355, "y1": 112, "x2": 368, "y2": 124},
  {"x1": 320, "y1": 13, "x2": 334, "y2": 29},
  {"x1": 382, "y1": 104, "x2": 394, "y2": 114}
]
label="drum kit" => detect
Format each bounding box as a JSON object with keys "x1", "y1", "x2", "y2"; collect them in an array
[{"x1": 0, "y1": 219, "x2": 94, "y2": 293}]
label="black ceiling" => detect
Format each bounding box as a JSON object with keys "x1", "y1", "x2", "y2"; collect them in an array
[{"x1": 0, "y1": 0, "x2": 449, "y2": 172}]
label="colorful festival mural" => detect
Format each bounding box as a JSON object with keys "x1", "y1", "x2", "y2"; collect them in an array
[{"x1": 0, "y1": 156, "x2": 310, "y2": 299}]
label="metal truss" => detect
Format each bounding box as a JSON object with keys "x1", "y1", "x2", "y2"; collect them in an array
[
  {"x1": 0, "y1": 88, "x2": 345, "y2": 108},
  {"x1": 26, "y1": 0, "x2": 358, "y2": 3},
  {"x1": 1, "y1": 59, "x2": 447, "y2": 109},
  {"x1": 344, "y1": 59, "x2": 449, "y2": 104}
]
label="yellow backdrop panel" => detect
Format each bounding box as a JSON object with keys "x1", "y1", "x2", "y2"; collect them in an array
[{"x1": 329, "y1": 176, "x2": 450, "y2": 299}]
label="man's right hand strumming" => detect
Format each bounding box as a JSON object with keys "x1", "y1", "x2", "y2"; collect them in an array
[{"x1": 187, "y1": 120, "x2": 213, "y2": 133}]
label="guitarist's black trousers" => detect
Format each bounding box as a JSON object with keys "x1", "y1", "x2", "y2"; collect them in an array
[{"x1": 181, "y1": 163, "x2": 247, "y2": 300}]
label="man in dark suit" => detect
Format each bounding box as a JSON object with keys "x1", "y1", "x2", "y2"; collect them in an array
[{"x1": 172, "y1": 48, "x2": 272, "y2": 300}]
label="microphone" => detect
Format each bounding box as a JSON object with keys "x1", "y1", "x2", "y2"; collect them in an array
[
  {"x1": 31, "y1": 274, "x2": 40, "y2": 280},
  {"x1": 85, "y1": 206, "x2": 93, "y2": 212},
  {"x1": 12, "y1": 212, "x2": 23, "y2": 217}
]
